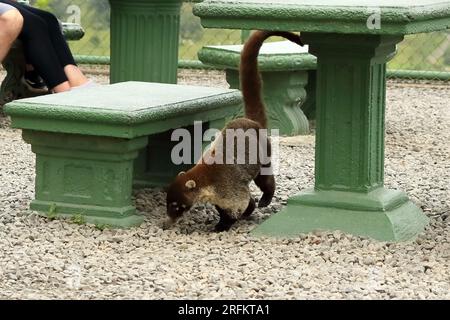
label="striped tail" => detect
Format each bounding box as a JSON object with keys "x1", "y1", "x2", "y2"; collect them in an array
[{"x1": 240, "y1": 31, "x2": 303, "y2": 128}]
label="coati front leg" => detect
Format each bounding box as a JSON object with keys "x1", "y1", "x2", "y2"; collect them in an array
[
  {"x1": 214, "y1": 206, "x2": 238, "y2": 232},
  {"x1": 254, "y1": 173, "x2": 275, "y2": 208},
  {"x1": 242, "y1": 197, "x2": 256, "y2": 218}
]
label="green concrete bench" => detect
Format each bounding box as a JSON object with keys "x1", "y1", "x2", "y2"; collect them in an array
[
  {"x1": 4, "y1": 81, "x2": 242, "y2": 227},
  {"x1": 0, "y1": 1, "x2": 84, "y2": 108},
  {"x1": 198, "y1": 40, "x2": 317, "y2": 136}
]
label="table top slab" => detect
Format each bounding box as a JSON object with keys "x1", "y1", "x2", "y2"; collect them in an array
[
  {"x1": 194, "y1": 0, "x2": 450, "y2": 35},
  {"x1": 62, "y1": 23, "x2": 85, "y2": 41}
]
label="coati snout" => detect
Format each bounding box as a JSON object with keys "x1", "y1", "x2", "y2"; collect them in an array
[{"x1": 166, "y1": 172, "x2": 197, "y2": 222}]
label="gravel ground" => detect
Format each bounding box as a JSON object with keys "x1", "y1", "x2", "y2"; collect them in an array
[{"x1": 0, "y1": 69, "x2": 449, "y2": 299}]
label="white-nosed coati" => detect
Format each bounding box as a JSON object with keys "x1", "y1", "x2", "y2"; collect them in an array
[{"x1": 165, "y1": 31, "x2": 303, "y2": 232}]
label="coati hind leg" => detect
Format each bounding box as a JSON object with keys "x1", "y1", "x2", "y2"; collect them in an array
[
  {"x1": 254, "y1": 173, "x2": 275, "y2": 208},
  {"x1": 214, "y1": 206, "x2": 238, "y2": 232}
]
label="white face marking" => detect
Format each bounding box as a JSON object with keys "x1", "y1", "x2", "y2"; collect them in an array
[{"x1": 170, "y1": 201, "x2": 185, "y2": 212}]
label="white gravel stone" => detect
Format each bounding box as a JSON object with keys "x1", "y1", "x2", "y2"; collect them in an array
[{"x1": 0, "y1": 69, "x2": 449, "y2": 299}]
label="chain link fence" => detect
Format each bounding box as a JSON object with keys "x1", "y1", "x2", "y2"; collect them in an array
[{"x1": 30, "y1": 0, "x2": 450, "y2": 79}]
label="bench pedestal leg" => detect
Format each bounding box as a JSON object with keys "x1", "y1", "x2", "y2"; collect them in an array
[
  {"x1": 109, "y1": 0, "x2": 182, "y2": 84},
  {"x1": 23, "y1": 130, "x2": 148, "y2": 228},
  {"x1": 227, "y1": 70, "x2": 310, "y2": 136},
  {"x1": 134, "y1": 130, "x2": 193, "y2": 188},
  {"x1": 134, "y1": 123, "x2": 216, "y2": 188},
  {"x1": 252, "y1": 34, "x2": 428, "y2": 242}
]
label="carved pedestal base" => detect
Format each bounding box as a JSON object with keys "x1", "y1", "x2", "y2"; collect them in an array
[{"x1": 23, "y1": 130, "x2": 147, "y2": 228}]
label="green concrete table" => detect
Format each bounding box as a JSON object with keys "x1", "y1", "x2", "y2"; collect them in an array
[
  {"x1": 198, "y1": 41, "x2": 317, "y2": 136},
  {"x1": 194, "y1": 0, "x2": 450, "y2": 241},
  {"x1": 4, "y1": 82, "x2": 241, "y2": 227},
  {"x1": 108, "y1": 0, "x2": 183, "y2": 84}
]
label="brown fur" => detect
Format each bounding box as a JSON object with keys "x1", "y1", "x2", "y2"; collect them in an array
[{"x1": 165, "y1": 31, "x2": 303, "y2": 232}]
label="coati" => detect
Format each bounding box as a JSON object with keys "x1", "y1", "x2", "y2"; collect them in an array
[{"x1": 165, "y1": 31, "x2": 304, "y2": 232}]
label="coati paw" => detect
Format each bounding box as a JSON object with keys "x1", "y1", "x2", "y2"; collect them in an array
[
  {"x1": 162, "y1": 218, "x2": 176, "y2": 230},
  {"x1": 214, "y1": 223, "x2": 232, "y2": 233},
  {"x1": 214, "y1": 206, "x2": 237, "y2": 232},
  {"x1": 258, "y1": 194, "x2": 273, "y2": 208}
]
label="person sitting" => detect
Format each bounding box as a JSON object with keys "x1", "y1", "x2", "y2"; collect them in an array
[{"x1": 1, "y1": 0, "x2": 94, "y2": 93}]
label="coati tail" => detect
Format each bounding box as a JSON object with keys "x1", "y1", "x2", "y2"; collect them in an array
[{"x1": 240, "y1": 31, "x2": 303, "y2": 129}]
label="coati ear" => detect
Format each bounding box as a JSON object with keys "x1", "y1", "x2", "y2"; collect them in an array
[
  {"x1": 185, "y1": 180, "x2": 197, "y2": 189},
  {"x1": 178, "y1": 171, "x2": 186, "y2": 176}
]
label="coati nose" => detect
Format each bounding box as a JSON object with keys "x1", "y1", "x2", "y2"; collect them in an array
[{"x1": 162, "y1": 218, "x2": 177, "y2": 230}]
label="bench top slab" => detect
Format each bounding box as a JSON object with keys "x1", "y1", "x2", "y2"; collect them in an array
[
  {"x1": 5, "y1": 82, "x2": 242, "y2": 138},
  {"x1": 194, "y1": 0, "x2": 450, "y2": 35},
  {"x1": 199, "y1": 41, "x2": 317, "y2": 71},
  {"x1": 62, "y1": 23, "x2": 85, "y2": 41}
]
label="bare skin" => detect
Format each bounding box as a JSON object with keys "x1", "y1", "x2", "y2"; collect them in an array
[
  {"x1": 52, "y1": 65, "x2": 89, "y2": 93},
  {"x1": 64, "y1": 64, "x2": 89, "y2": 87},
  {"x1": 51, "y1": 81, "x2": 71, "y2": 93},
  {"x1": 0, "y1": 9, "x2": 23, "y2": 62}
]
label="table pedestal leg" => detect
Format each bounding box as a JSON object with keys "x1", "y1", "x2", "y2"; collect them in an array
[
  {"x1": 109, "y1": 0, "x2": 182, "y2": 84},
  {"x1": 253, "y1": 34, "x2": 428, "y2": 241}
]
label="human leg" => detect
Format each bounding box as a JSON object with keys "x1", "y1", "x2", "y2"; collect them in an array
[
  {"x1": 19, "y1": 13, "x2": 71, "y2": 92},
  {"x1": 0, "y1": 5, "x2": 23, "y2": 62},
  {"x1": 19, "y1": 6, "x2": 89, "y2": 87},
  {"x1": 11, "y1": 4, "x2": 70, "y2": 91}
]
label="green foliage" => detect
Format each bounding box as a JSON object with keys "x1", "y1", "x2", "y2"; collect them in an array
[
  {"x1": 71, "y1": 214, "x2": 86, "y2": 225},
  {"x1": 47, "y1": 203, "x2": 57, "y2": 220},
  {"x1": 180, "y1": 4, "x2": 203, "y2": 42},
  {"x1": 94, "y1": 223, "x2": 111, "y2": 231},
  {"x1": 388, "y1": 32, "x2": 450, "y2": 72},
  {"x1": 33, "y1": 0, "x2": 50, "y2": 11}
]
